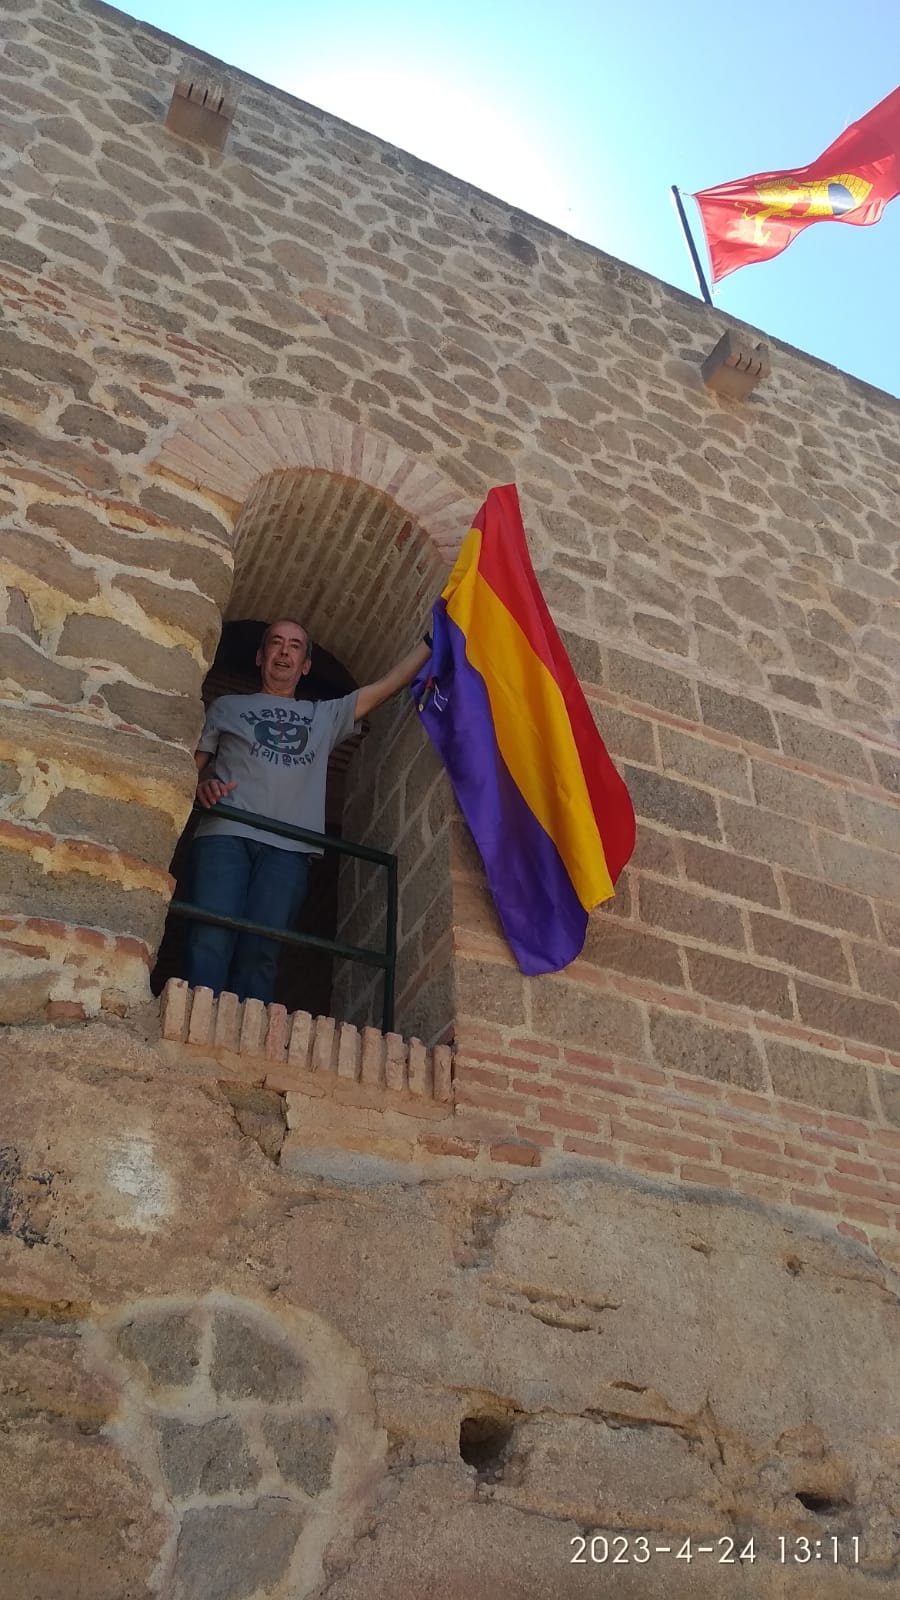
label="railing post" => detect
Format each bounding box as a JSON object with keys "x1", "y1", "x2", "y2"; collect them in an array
[{"x1": 383, "y1": 854, "x2": 398, "y2": 1034}]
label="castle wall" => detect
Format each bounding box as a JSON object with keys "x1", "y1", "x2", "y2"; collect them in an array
[{"x1": 1, "y1": 1, "x2": 900, "y2": 1590}]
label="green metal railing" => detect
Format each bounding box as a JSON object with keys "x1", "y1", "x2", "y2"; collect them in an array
[{"x1": 167, "y1": 802, "x2": 398, "y2": 1032}]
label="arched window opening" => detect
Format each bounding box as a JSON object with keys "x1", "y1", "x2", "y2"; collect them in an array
[{"x1": 152, "y1": 465, "x2": 454, "y2": 1044}]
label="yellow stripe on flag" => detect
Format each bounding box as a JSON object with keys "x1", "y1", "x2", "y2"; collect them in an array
[{"x1": 446, "y1": 556, "x2": 613, "y2": 910}]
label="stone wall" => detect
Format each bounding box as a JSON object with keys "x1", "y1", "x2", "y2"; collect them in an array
[
  {"x1": 2, "y1": 1, "x2": 900, "y2": 1588},
  {"x1": 2, "y1": 1015, "x2": 899, "y2": 1598}
]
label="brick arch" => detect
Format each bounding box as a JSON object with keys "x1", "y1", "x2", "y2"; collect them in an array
[{"x1": 151, "y1": 403, "x2": 470, "y2": 563}]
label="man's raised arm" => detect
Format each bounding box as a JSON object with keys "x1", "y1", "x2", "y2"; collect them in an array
[{"x1": 355, "y1": 639, "x2": 431, "y2": 721}]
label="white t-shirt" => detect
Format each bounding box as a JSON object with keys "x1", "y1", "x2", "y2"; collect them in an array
[{"x1": 194, "y1": 691, "x2": 358, "y2": 853}]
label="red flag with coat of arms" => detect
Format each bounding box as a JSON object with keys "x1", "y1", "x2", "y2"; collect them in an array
[{"x1": 692, "y1": 85, "x2": 900, "y2": 282}]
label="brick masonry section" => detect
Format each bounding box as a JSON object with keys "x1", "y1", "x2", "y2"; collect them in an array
[
  {"x1": 1, "y1": 2, "x2": 899, "y2": 1238},
  {"x1": 160, "y1": 978, "x2": 452, "y2": 1108},
  {"x1": 160, "y1": 982, "x2": 900, "y2": 1248}
]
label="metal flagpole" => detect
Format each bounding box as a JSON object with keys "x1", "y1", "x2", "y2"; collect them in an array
[{"x1": 670, "y1": 185, "x2": 713, "y2": 306}]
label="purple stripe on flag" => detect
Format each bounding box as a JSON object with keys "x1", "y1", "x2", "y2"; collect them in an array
[{"x1": 413, "y1": 602, "x2": 587, "y2": 975}]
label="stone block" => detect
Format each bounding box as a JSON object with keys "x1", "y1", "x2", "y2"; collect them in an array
[
  {"x1": 532, "y1": 980, "x2": 645, "y2": 1057},
  {"x1": 775, "y1": 712, "x2": 871, "y2": 781},
  {"x1": 172, "y1": 1501, "x2": 305, "y2": 1600},
  {"x1": 681, "y1": 840, "x2": 780, "y2": 908},
  {"x1": 818, "y1": 833, "x2": 900, "y2": 905},
  {"x1": 850, "y1": 941, "x2": 900, "y2": 1003},
  {"x1": 210, "y1": 1312, "x2": 305, "y2": 1402},
  {"x1": 624, "y1": 766, "x2": 721, "y2": 841},
  {"x1": 262, "y1": 1412, "x2": 336, "y2": 1494},
  {"x1": 115, "y1": 576, "x2": 221, "y2": 657},
  {"x1": 0, "y1": 527, "x2": 100, "y2": 602},
  {"x1": 751, "y1": 761, "x2": 845, "y2": 832},
  {"x1": 579, "y1": 919, "x2": 686, "y2": 987},
  {"x1": 57, "y1": 614, "x2": 200, "y2": 696},
  {"x1": 455, "y1": 958, "x2": 526, "y2": 1025},
  {"x1": 0, "y1": 631, "x2": 84, "y2": 703},
  {"x1": 701, "y1": 329, "x2": 769, "y2": 398},
  {"x1": 638, "y1": 878, "x2": 745, "y2": 949},
  {"x1": 104, "y1": 680, "x2": 203, "y2": 745},
  {"x1": 649, "y1": 1008, "x2": 767, "y2": 1088},
  {"x1": 874, "y1": 1068, "x2": 900, "y2": 1127},
  {"x1": 3, "y1": 848, "x2": 168, "y2": 946},
  {"x1": 750, "y1": 913, "x2": 850, "y2": 984},
  {"x1": 42, "y1": 787, "x2": 178, "y2": 862},
  {"x1": 659, "y1": 727, "x2": 752, "y2": 799},
  {"x1": 157, "y1": 1417, "x2": 259, "y2": 1498},
  {"x1": 699, "y1": 683, "x2": 778, "y2": 748},
  {"x1": 782, "y1": 873, "x2": 876, "y2": 938},
  {"x1": 766, "y1": 1040, "x2": 874, "y2": 1118},
  {"x1": 795, "y1": 979, "x2": 900, "y2": 1052},
  {"x1": 116, "y1": 1309, "x2": 202, "y2": 1390},
  {"x1": 686, "y1": 949, "x2": 792, "y2": 1017},
  {"x1": 721, "y1": 798, "x2": 819, "y2": 875},
  {"x1": 607, "y1": 649, "x2": 698, "y2": 720}
]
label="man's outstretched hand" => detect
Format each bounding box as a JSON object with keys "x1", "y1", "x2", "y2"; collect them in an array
[{"x1": 196, "y1": 777, "x2": 237, "y2": 809}]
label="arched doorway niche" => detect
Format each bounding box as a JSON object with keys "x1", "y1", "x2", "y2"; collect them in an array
[{"x1": 151, "y1": 405, "x2": 470, "y2": 1044}]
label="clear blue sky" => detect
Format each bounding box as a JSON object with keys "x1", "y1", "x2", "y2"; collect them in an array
[{"x1": 124, "y1": 0, "x2": 900, "y2": 397}]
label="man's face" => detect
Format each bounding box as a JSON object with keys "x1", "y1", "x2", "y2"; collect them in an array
[{"x1": 256, "y1": 620, "x2": 311, "y2": 697}]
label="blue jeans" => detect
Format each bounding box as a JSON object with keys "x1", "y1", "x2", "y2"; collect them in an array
[{"x1": 183, "y1": 835, "x2": 309, "y2": 1003}]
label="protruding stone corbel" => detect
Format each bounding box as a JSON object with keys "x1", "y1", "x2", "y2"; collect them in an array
[
  {"x1": 165, "y1": 64, "x2": 239, "y2": 152},
  {"x1": 701, "y1": 329, "x2": 770, "y2": 400}
]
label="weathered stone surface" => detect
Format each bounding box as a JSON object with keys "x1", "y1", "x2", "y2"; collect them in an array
[
  {"x1": 57, "y1": 614, "x2": 200, "y2": 695},
  {"x1": 115, "y1": 576, "x2": 221, "y2": 655},
  {"x1": 766, "y1": 1040, "x2": 875, "y2": 1117},
  {"x1": 4, "y1": 849, "x2": 169, "y2": 943},
  {"x1": 532, "y1": 981, "x2": 645, "y2": 1055},
  {"x1": 157, "y1": 1416, "x2": 260, "y2": 1497},
  {"x1": 117, "y1": 1309, "x2": 202, "y2": 1389},
  {"x1": 0, "y1": 329, "x2": 95, "y2": 399},
  {"x1": 698, "y1": 684, "x2": 778, "y2": 748},
  {"x1": 0, "y1": 528, "x2": 100, "y2": 602},
  {"x1": 0, "y1": 632, "x2": 84, "y2": 703},
  {"x1": 263, "y1": 1412, "x2": 336, "y2": 1494},
  {"x1": 103, "y1": 680, "x2": 203, "y2": 745},
  {"x1": 58, "y1": 403, "x2": 145, "y2": 454},
  {"x1": 210, "y1": 1312, "x2": 306, "y2": 1401},
  {"x1": 42, "y1": 787, "x2": 178, "y2": 860},
  {"x1": 172, "y1": 1501, "x2": 305, "y2": 1600},
  {"x1": 649, "y1": 1008, "x2": 767, "y2": 1088},
  {"x1": 624, "y1": 766, "x2": 721, "y2": 840}
]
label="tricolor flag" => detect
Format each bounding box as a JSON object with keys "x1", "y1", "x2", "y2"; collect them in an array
[
  {"x1": 413, "y1": 485, "x2": 634, "y2": 975},
  {"x1": 693, "y1": 84, "x2": 900, "y2": 282}
]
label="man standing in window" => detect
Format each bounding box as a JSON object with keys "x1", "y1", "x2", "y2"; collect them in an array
[{"x1": 183, "y1": 618, "x2": 430, "y2": 1003}]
